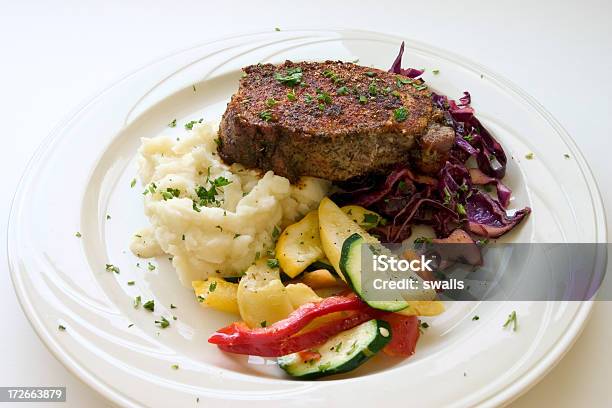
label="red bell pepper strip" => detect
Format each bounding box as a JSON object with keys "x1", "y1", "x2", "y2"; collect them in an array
[
  {"x1": 208, "y1": 294, "x2": 367, "y2": 346},
  {"x1": 216, "y1": 309, "x2": 377, "y2": 357},
  {"x1": 381, "y1": 313, "x2": 420, "y2": 356}
]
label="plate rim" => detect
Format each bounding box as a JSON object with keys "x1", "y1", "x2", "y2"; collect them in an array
[{"x1": 7, "y1": 28, "x2": 607, "y2": 408}]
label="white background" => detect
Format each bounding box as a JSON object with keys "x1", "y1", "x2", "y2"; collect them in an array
[{"x1": 2, "y1": 0, "x2": 611, "y2": 406}]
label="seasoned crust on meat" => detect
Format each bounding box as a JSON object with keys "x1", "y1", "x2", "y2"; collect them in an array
[{"x1": 218, "y1": 60, "x2": 453, "y2": 181}]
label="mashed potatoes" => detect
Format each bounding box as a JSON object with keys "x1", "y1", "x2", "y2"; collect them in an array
[{"x1": 131, "y1": 121, "x2": 330, "y2": 286}]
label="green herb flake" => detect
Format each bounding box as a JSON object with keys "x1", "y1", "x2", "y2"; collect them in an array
[
  {"x1": 525, "y1": 152, "x2": 534, "y2": 160},
  {"x1": 208, "y1": 281, "x2": 217, "y2": 293},
  {"x1": 267, "y1": 258, "x2": 280, "y2": 269},
  {"x1": 192, "y1": 84, "x2": 196, "y2": 92},
  {"x1": 185, "y1": 118, "x2": 203, "y2": 130},
  {"x1": 272, "y1": 225, "x2": 281, "y2": 240},
  {"x1": 359, "y1": 95, "x2": 367, "y2": 104},
  {"x1": 128, "y1": 323, "x2": 134, "y2": 328},
  {"x1": 456, "y1": 203, "x2": 467, "y2": 216},
  {"x1": 58, "y1": 325, "x2": 66, "y2": 331},
  {"x1": 259, "y1": 110, "x2": 273, "y2": 122},
  {"x1": 503, "y1": 310, "x2": 518, "y2": 331},
  {"x1": 432, "y1": 69, "x2": 440, "y2": 75},
  {"x1": 274, "y1": 27, "x2": 280, "y2": 32},
  {"x1": 393, "y1": 107, "x2": 408, "y2": 122},
  {"x1": 260, "y1": 320, "x2": 267, "y2": 328},
  {"x1": 130, "y1": 178, "x2": 137, "y2": 188},
  {"x1": 265, "y1": 98, "x2": 278, "y2": 108},
  {"x1": 336, "y1": 86, "x2": 349, "y2": 95},
  {"x1": 274, "y1": 67, "x2": 303, "y2": 87},
  {"x1": 75, "y1": 232, "x2": 82, "y2": 238},
  {"x1": 127, "y1": 281, "x2": 135, "y2": 286},
  {"x1": 105, "y1": 264, "x2": 120, "y2": 274},
  {"x1": 170, "y1": 304, "x2": 177, "y2": 309},
  {"x1": 362, "y1": 213, "x2": 379, "y2": 227},
  {"x1": 134, "y1": 295, "x2": 142, "y2": 308},
  {"x1": 365, "y1": 71, "x2": 377, "y2": 77},
  {"x1": 168, "y1": 119, "x2": 177, "y2": 128},
  {"x1": 472, "y1": 315, "x2": 480, "y2": 321},
  {"x1": 171, "y1": 364, "x2": 179, "y2": 370},
  {"x1": 287, "y1": 89, "x2": 297, "y2": 101},
  {"x1": 331, "y1": 342, "x2": 343, "y2": 352},
  {"x1": 143, "y1": 299, "x2": 155, "y2": 312},
  {"x1": 106, "y1": 214, "x2": 111, "y2": 220},
  {"x1": 564, "y1": 153, "x2": 570, "y2": 159},
  {"x1": 147, "y1": 262, "x2": 156, "y2": 271},
  {"x1": 155, "y1": 316, "x2": 170, "y2": 329}
]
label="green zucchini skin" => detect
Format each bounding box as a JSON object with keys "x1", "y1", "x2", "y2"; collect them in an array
[
  {"x1": 340, "y1": 233, "x2": 409, "y2": 312},
  {"x1": 278, "y1": 319, "x2": 391, "y2": 380}
]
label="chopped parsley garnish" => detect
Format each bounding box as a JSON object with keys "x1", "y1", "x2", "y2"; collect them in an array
[
  {"x1": 155, "y1": 316, "x2": 170, "y2": 329},
  {"x1": 170, "y1": 304, "x2": 177, "y2": 309},
  {"x1": 472, "y1": 315, "x2": 480, "y2": 321},
  {"x1": 331, "y1": 342, "x2": 343, "y2": 352},
  {"x1": 128, "y1": 323, "x2": 134, "y2": 328},
  {"x1": 260, "y1": 320, "x2": 267, "y2": 328},
  {"x1": 316, "y1": 90, "x2": 332, "y2": 104},
  {"x1": 184, "y1": 118, "x2": 203, "y2": 130},
  {"x1": 287, "y1": 89, "x2": 297, "y2": 101},
  {"x1": 304, "y1": 94, "x2": 313, "y2": 103},
  {"x1": 359, "y1": 95, "x2": 367, "y2": 104},
  {"x1": 106, "y1": 214, "x2": 111, "y2": 220},
  {"x1": 274, "y1": 67, "x2": 303, "y2": 86},
  {"x1": 274, "y1": 27, "x2": 280, "y2": 31},
  {"x1": 418, "y1": 321, "x2": 430, "y2": 333},
  {"x1": 393, "y1": 107, "x2": 408, "y2": 122},
  {"x1": 134, "y1": 295, "x2": 142, "y2": 308},
  {"x1": 267, "y1": 258, "x2": 280, "y2": 269},
  {"x1": 147, "y1": 262, "x2": 156, "y2": 271},
  {"x1": 130, "y1": 178, "x2": 137, "y2": 188},
  {"x1": 192, "y1": 84, "x2": 196, "y2": 92},
  {"x1": 564, "y1": 153, "x2": 570, "y2": 159},
  {"x1": 525, "y1": 152, "x2": 534, "y2": 160},
  {"x1": 365, "y1": 71, "x2": 376, "y2": 77},
  {"x1": 414, "y1": 236, "x2": 433, "y2": 245},
  {"x1": 456, "y1": 203, "x2": 467, "y2": 216},
  {"x1": 368, "y1": 81, "x2": 378, "y2": 96},
  {"x1": 259, "y1": 110, "x2": 273, "y2": 122},
  {"x1": 272, "y1": 225, "x2": 281, "y2": 240},
  {"x1": 212, "y1": 176, "x2": 231, "y2": 187},
  {"x1": 75, "y1": 232, "x2": 82, "y2": 238},
  {"x1": 336, "y1": 86, "x2": 349, "y2": 95},
  {"x1": 143, "y1": 300, "x2": 155, "y2": 312},
  {"x1": 322, "y1": 69, "x2": 343, "y2": 84},
  {"x1": 432, "y1": 69, "x2": 440, "y2": 75},
  {"x1": 503, "y1": 310, "x2": 518, "y2": 331},
  {"x1": 362, "y1": 213, "x2": 379, "y2": 227},
  {"x1": 265, "y1": 98, "x2": 278, "y2": 108},
  {"x1": 127, "y1": 281, "x2": 135, "y2": 286},
  {"x1": 208, "y1": 281, "x2": 217, "y2": 293},
  {"x1": 105, "y1": 264, "x2": 120, "y2": 274},
  {"x1": 168, "y1": 119, "x2": 177, "y2": 128},
  {"x1": 171, "y1": 364, "x2": 179, "y2": 370},
  {"x1": 463, "y1": 133, "x2": 474, "y2": 142},
  {"x1": 58, "y1": 325, "x2": 66, "y2": 331},
  {"x1": 161, "y1": 188, "x2": 181, "y2": 200}
]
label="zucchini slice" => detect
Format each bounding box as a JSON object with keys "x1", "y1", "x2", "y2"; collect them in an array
[
  {"x1": 278, "y1": 319, "x2": 391, "y2": 379},
  {"x1": 340, "y1": 233, "x2": 436, "y2": 312}
]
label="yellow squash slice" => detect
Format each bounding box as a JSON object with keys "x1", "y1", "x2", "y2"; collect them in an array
[
  {"x1": 192, "y1": 277, "x2": 240, "y2": 315},
  {"x1": 276, "y1": 210, "x2": 324, "y2": 278}
]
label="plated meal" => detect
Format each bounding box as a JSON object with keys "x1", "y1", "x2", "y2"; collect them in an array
[{"x1": 130, "y1": 43, "x2": 531, "y2": 379}]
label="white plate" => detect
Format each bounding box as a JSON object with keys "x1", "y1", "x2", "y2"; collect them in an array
[{"x1": 8, "y1": 29, "x2": 606, "y2": 407}]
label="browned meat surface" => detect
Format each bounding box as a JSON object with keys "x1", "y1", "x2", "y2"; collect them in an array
[{"x1": 218, "y1": 60, "x2": 453, "y2": 181}]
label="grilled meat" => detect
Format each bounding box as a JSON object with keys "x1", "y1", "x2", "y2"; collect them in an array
[{"x1": 218, "y1": 61, "x2": 454, "y2": 181}]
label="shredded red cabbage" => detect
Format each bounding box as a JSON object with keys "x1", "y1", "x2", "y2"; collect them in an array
[{"x1": 332, "y1": 43, "x2": 531, "y2": 242}]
